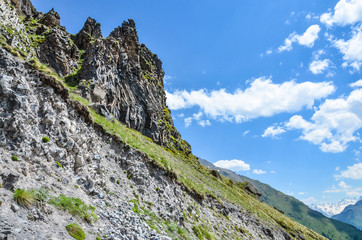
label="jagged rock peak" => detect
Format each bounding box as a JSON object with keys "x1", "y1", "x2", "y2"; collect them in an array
[
  {"x1": 39, "y1": 8, "x2": 60, "y2": 28},
  {"x1": 73, "y1": 17, "x2": 102, "y2": 50},
  {"x1": 82, "y1": 17, "x2": 102, "y2": 39},
  {"x1": 10, "y1": 0, "x2": 37, "y2": 18},
  {"x1": 109, "y1": 19, "x2": 138, "y2": 41}
]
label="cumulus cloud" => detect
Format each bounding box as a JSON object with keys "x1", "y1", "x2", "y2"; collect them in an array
[
  {"x1": 166, "y1": 77, "x2": 335, "y2": 123},
  {"x1": 213, "y1": 159, "x2": 250, "y2": 171},
  {"x1": 309, "y1": 59, "x2": 332, "y2": 74},
  {"x1": 340, "y1": 163, "x2": 362, "y2": 179},
  {"x1": 333, "y1": 25, "x2": 362, "y2": 71},
  {"x1": 253, "y1": 169, "x2": 266, "y2": 175},
  {"x1": 278, "y1": 25, "x2": 321, "y2": 52},
  {"x1": 350, "y1": 79, "x2": 362, "y2": 88},
  {"x1": 320, "y1": 0, "x2": 362, "y2": 26},
  {"x1": 284, "y1": 88, "x2": 362, "y2": 153},
  {"x1": 183, "y1": 112, "x2": 211, "y2": 127},
  {"x1": 262, "y1": 126, "x2": 286, "y2": 138}
]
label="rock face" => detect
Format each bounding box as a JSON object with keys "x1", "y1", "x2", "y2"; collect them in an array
[
  {"x1": 72, "y1": 17, "x2": 102, "y2": 50},
  {"x1": 0, "y1": 1, "x2": 327, "y2": 240},
  {"x1": 3, "y1": 0, "x2": 189, "y2": 155},
  {"x1": 77, "y1": 19, "x2": 190, "y2": 155}
]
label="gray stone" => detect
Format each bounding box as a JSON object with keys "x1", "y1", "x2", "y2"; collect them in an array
[{"x1": 11, "y1": 204, "x2": 20, "y2": 212}]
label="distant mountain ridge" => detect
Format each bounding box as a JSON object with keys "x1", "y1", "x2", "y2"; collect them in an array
[
  {"x1": 310, "y1": 198, "x2": 359, "y2": 217},
  {"x1": 333, "y1": 199, "x2": 362, "y2": 230},
  {"x1": 198, "y1": 158, "x2": 362, "y2": 240}
]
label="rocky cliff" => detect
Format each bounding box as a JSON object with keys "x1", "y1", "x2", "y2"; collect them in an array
[{"x1": 0, "y1": 0, "x2": 328, "y2": 239}]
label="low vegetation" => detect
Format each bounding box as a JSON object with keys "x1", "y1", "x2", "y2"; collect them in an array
[
  {"x1": 13, "y1": 189, "x2": 36, "y2": 208},
  {"x1": 42, "y1": 136, "x2": 50, "y2": 143},
  {"x1": 192, "y1": 225, "x2": 216, "y2": 240},
  {"x1": 49, "y1": 195, "x2": 97, "y2": 223},
  {"x1": 66, "y1": 223, "x2": 85, "y2": 240}
]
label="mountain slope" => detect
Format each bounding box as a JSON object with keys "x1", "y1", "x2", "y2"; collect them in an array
[
  {"x1": 310, "y1": 198, "x2": 359, "y2": 217},
  {"x1": 199, "y1": 158, "x2": 362, "y2": 240},
  {"x1": 333, "y1": 200, "x2": 362, "y2": 230},
  {"x1": 0, "y1": 0, "x2": 328, "y2": 239}
]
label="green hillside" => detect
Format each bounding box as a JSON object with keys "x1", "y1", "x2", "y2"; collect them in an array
[
  {"x1": 199, "y1": 158, "x2": 362, "y2": 240},
  {"x1": 333, "y1": 200, "x2": 362, "y2": 230}
]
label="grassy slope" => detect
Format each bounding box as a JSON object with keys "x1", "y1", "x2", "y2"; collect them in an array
[
  {"x1": 27, "y1": 59, "x2": 325, "y2": 239},
  {"x1": 199, "y1": 158, "x2": 362, "y2": 240},
  {"x1": 333, "y1": 200, "x2": 362, "y2": 231}
]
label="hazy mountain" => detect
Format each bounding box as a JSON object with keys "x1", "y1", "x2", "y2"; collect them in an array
[
  {"x1": 333, "y1": 199, "x2": 362, "y2": 230},
  {"x1": 199, "y1": 158, "x2": 362, "y2": 240},
  {"x1": 310, "y1": 198, "x2": 359, "y2": 217}
]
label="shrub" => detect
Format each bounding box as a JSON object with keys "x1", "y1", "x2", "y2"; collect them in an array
[
  {"x1": 11, "y1": 155, "x2": 18, "y2": 161},
  {"x1": 49, "y1": 195, "x2": 97, "y2": 222},
  {"x1": 13, "y1": 189, "x2": 35, "y2": 208},
  {"x1": 66, "y1": 223, "x2": 85, "y2": 240},
  {"x1": 30, "y1": 187, "x2": 50, "y2": 202},
  {"x1": 42, "y1": 136, "x2": 49, "y2": 143}
]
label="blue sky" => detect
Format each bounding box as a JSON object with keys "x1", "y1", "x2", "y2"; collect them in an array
[{"x1": 32, "y1": 0, "x2": 362, "y2": 205}]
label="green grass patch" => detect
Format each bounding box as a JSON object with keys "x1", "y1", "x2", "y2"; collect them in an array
[
  {"x1": 49, "y1": 195, "x2": 97, "y2": 223},
  {"x1": 66, "y1": 223, "x2": 85, "y2": 240},
  {"x1": 13, "y1": 189, "x2": 35, "y2": 208},
  {"x1": 192, "y1": 225, "x2": 216, "y2": 240}
]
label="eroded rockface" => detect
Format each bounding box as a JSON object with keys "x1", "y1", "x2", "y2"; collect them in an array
[
  {"x1": 3, "y1": 0, "x2": 192, "y2": 155},
  {"x1": 0, "y1": 46, "x2": 294, "y2": 240},
  {"x1": 76, "y1": 19, "x2": 191, "y2": 156}
]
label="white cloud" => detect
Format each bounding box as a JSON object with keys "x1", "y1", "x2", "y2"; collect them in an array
[
  {"x1": 167, "y1": 91, "x2": 188, "y2": 110},
  {"x1": 262, "y1": 126, "x2": 286, "y2": 138},
  {"x1": 198, "y1": 119, "x2": 211, "y2": 127},
  {"x1": 213, "y1": 159, "x2": 250, "y2": 171},
  {"x1": 283, "y1": 88, "x2": 362, "y2": 153},
  {"x1": 184, "y1": 117, "x2": 192, "y2": 127},
  {"x1": 349, "y1": 79, "x2": 362, "y2": 88},
  {"x1": 242, "y1": 130, "x2": 250, "y2": 136},
  {"x1": 333, "y1": 25, "x2": 362, "y2": 71},
  {"x1": 320, "y1": 0, "x2": 362, "y2": 26},
  {"x1": 253, "y1": 169, "x2": 266, "y2": 175},
  {"x1": 278, "y1": 25, "x2": 321, "y2": 52},
  {"x1": 309, "y1": 59, "x2": 332, "y2": 74},
  {"x1": 164, "y1": 75, "x2": 174, "y2": 81},
  {"x1": 339, "y1": 181, "x2": 351, "y2": 189},
  {"x1": 298, "y1": 192, "x2": 308, "y2": 195},
  {"x1": 270, "y1": 170, "x2": 276, "y2": 173},
  {"x1": 340, "y1": 163, "x2": 362, "y2": 179},
  {"x1": 324, "y1": 181, "x2": 362, "y2": 197},
  {"x1": 166, "y1": 77, "x2": 335, "y2": 123},
  {"x1": 183, "y1": 112, "x2": 211, "y2": 128}
]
